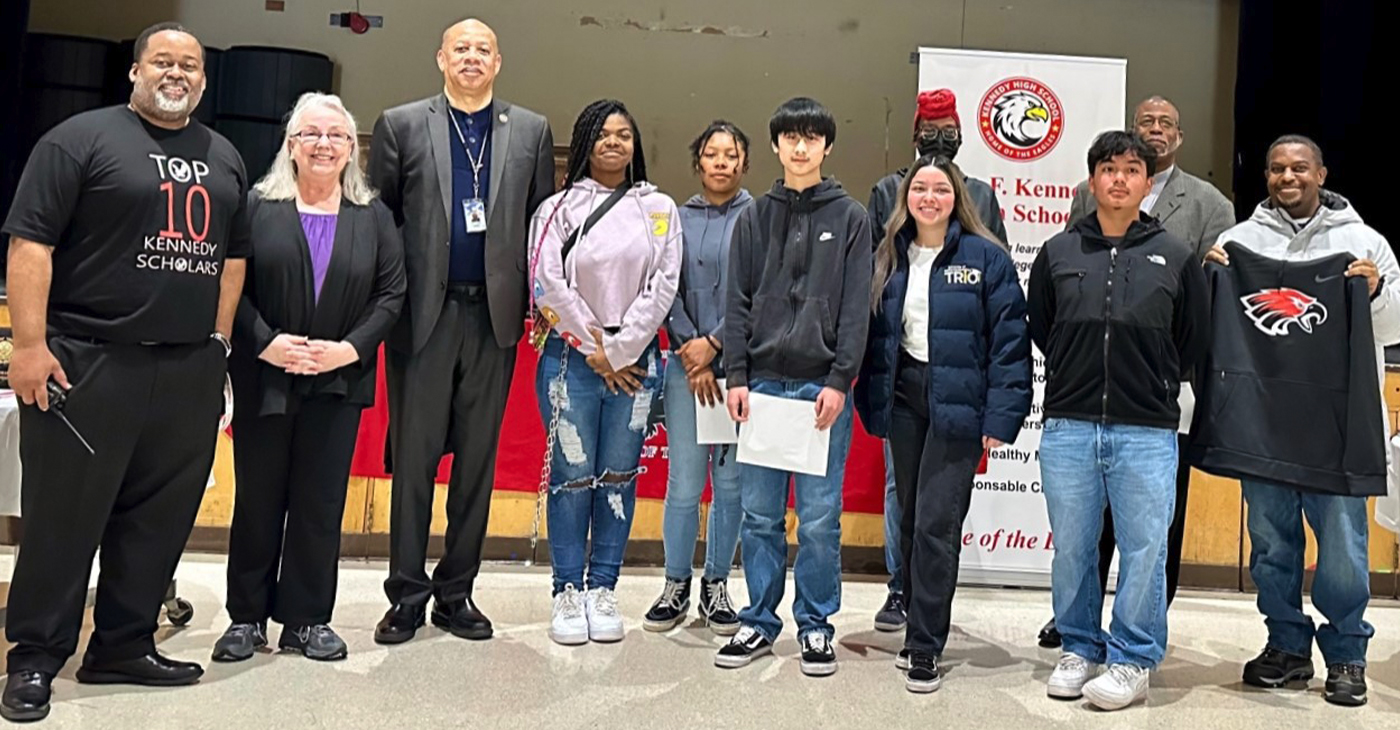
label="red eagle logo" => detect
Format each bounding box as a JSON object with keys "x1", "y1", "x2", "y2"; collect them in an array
[{"x1": 1240, "y1": 288, "x2": 1328, "y2": 337}]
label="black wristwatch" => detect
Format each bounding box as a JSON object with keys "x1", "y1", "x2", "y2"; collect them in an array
[{"x1": 211, "y1": 332, "x2": 232, "y2": 357}]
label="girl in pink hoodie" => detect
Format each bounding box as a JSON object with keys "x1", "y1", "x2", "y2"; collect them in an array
[{"x1": 528, "y1": 99, "x2": 681, "y2": 645}]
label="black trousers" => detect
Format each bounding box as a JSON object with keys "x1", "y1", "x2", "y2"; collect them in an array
[
  {"x1": 1095, "y1": 433, "x2": 1192, "y2": 604},
  {"x1": 383, "y1": 290, "x2": 515, "y2": 607},
  {"x1": 6, "y1": 337, "x2": 224, "y2": 674},
  {"x1": 888, "y1": 353, "x2": 985, "y2": 657},
  {"x1": 225, "y1": 397, "x2": 362, "y2": 626}
]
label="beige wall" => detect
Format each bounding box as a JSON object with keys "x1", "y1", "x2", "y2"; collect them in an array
[{"x1": 30, "y1": 0, "x2": 1239, "y2": 209}]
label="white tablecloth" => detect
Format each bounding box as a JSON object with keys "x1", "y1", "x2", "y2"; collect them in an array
[{"x1": 1, "y1": 392, "x2": 21, "y2": 517}]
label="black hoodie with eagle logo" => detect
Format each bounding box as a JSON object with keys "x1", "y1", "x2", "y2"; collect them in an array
[
  {"x1": 1187, "y1": 241, "x2": 1387, "y2": 497},
  {"x1": 724, "y1": 178, "x2": 872, "y2": 392}
]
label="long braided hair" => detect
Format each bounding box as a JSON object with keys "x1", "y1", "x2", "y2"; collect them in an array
[{"x1": 562, "y1": 99, "x2": 648, "y2": 189}]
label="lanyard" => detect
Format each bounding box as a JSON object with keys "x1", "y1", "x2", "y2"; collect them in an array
[{"x1": 448, "y1": 108, "x2": 489, "y2": 200}]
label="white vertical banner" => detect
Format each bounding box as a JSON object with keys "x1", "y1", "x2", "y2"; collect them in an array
[{"x1": 917, "y1": 48, "x2": 1126, "y2": 587}]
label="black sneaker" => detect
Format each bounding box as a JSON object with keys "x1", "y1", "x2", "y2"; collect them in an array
[
  {"x1": 1243, "y1": 647, "x2": 1314, "y2": 688},
  {"x1": 799, "y1": 633, "x2": 838, "y2": 677},
  {"x1": 211, "y1": 622, "x2": 267, "y2": 662},
  {"x1": 643, "y1": 578, "x2": 691, "y2": 632},
  {"x1": 905, "y1": 652, "x2": 942, "y2": 693},
  {"x1": 278, "y1": 624, "x2": 348, "y2": 662},
  {"x1": 714, "y1": 626, "x2": 772, "y2": 669},
  {"x1": 896, "y1": 648, "x2": 911, "y2": 671},
  {"x1": 1037, "y1": 617, "x2": 1062, "y2": 649},
  {"x1": 874, "y1": 592, "x2": 907, "y2": 632},
  {"x1": 1324, "y1": 664, "x2": 1367, "y2": 707},
  {"x1": 699, "y1": 578, "x2": 740, "y2": 636}
]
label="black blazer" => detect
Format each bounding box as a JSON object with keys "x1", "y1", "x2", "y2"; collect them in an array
[
  {"x1": 369, "y1": 95, "x2": 555, "y2": 353},
  {"x1": 232, "y1": 192, "x2": 407, "y2": 417}
]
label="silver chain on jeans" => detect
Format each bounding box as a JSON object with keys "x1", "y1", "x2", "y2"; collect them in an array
[{"x1": 527, "y1": 346, "x2": 570, "y2": 566}]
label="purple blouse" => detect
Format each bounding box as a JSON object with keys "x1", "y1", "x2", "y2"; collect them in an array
[{"x1": 299, "y1": 211, "x2": 338, "y2": 302}]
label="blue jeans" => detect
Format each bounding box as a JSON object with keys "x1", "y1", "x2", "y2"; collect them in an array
[
  {"x1": 1241, "y1": 479, "x2": 1373, "y2": 666},
  {"x1": 1041, "y1": 418, "x2": 1177, "y2": 668},
  {"x1": 535, "y1": 335, "x2": 662, "y2": 595},
  {"x1": 882, "y1": 440, "x2": 903, "y2": 594},
  {"x1": 737, "y1": 379, "x2": 854, "y2": 642},
  {"x1": 661, "y1": 359, "x2": 743, "y2": 581}
]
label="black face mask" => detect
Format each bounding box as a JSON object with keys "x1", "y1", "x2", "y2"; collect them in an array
[{"x1": 917, "y1": 134, "x2": 962, "y2": 161}]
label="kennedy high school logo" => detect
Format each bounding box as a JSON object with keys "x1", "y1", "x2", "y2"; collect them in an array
[
  {"x1": 978, "y1": 77, "x2": 1065, "y2": 162},
  {"x1": 1240, "y1": 288, "x2": 1328, "y2": 337}
]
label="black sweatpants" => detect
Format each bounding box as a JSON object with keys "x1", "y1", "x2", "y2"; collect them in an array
[
  {"x1": 7, "y1": 337, "x2": 225, "y2": 674},
  {"x1": 225, "y1": 397, "x2": 363, "y2": 627},
  {"x1": 1096, "y1": 433, "x2": 1192, "y2": 603},
  {"x1": 383, "y1": 289, "x2": 516, "y2": 607},
  {"x1": 888, "y1": 352, "x2": 985, "y2": 657}
]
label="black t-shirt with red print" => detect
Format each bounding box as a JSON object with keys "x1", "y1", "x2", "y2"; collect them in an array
[{"x1": 3, "y1": 105, "x2": 252, "y2": 344}]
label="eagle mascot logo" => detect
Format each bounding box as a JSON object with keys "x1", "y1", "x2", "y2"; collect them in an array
[
  {"x1": 978, "y1": 77, "x2": 1065, "y2": 162},
  {"x1": 992, "y1": 92, "x2": 1051, "y2": 148},
  {"x1": 1240, "y1": 288, "x2": 1328, "y2": 337}
]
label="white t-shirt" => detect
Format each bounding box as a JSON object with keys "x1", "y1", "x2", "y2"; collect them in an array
[{"x1": 902, "y1": 245, "x2": 942, "y2": 362}]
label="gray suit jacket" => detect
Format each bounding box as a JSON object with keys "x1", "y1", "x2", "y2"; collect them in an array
[
  {"x1": 370, "y1": 94, "x2": 555, "y2": 352},
  {"x1": 1066, "y1": 166, "x2": 1234, "y2": 261}
]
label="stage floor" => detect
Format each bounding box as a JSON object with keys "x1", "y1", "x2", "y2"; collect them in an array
[{"x1": 1, "y1": 550, "x2": 1398, "y2": 728}]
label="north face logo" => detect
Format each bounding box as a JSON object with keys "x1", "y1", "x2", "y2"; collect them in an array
[{"x1": 1240, "y1": 287, "x2": 1328, "y2": 337}]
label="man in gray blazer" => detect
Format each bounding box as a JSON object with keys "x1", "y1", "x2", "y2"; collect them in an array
[
  {"x1": 1038, "y1": 95, "x2": 1232, "y2": 649},
  {"x1": 368, "y1": 18, "x2": 554, "y2": 644}
]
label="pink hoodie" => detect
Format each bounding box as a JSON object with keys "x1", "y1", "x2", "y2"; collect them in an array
[{"x1": 529, "y1": 177, "x2": 682, "y2": 369}]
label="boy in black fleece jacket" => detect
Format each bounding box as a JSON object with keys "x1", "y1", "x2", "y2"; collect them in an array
[
  {"x1": 1026, "y1": 131, "x2": 1209, "y2": 712},
  {"x1": 715, "y1": 98, "x2": 872, "y2": 677}
]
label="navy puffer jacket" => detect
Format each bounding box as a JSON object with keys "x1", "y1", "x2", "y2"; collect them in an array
[{"x1": 854, "y1": 220, "x2": 1032, "y2": 443}]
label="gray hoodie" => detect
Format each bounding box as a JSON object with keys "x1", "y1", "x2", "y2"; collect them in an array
[{"x1": 666, "y1": 189, "x2": 754, "y2": 364}]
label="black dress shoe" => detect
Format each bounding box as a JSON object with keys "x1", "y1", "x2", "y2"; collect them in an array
[
  {"x1": 1, "y1": 671, "x2": 52, "y2": 723},
  {"x1": 1037, "y1": 617, "x2": 1063, "y2": 649},
  {"x1": 431, "y1": 597, "x2": 493, "y2": 640},
  {"x1": 75, "y1": 652, "x2": 203, "y2": 687},
  {"x1": 374, "y1": 604, "x2": 426, "y2": 645}
]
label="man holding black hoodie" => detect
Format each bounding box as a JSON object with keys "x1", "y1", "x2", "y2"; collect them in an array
[
  {"x1": 714, "y1": 97, "x2": 872, "y2": 677},
  {"x1": 1027, "y1": 130, "x2": 1209, "y2": 711}
]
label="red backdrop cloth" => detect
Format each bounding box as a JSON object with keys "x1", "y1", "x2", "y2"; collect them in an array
[{"x1": 349, "y1": 343, "x2": 888, "y2": 514}]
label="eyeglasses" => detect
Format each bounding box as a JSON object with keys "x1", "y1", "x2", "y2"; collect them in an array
[
  {"x1": 1136, "y1": 116, "x2": 1178, "y2": 131},
  {"x1": 918, "y1": 128, "x2": 960, "y2": 142},
  {"x1": 293, "y1": 130, "x2": 353, "y2": 147}
]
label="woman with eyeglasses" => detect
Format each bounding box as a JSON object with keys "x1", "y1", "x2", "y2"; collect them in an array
[{"x1": 212, "y1": 92, "x2": 405, "y2": 663}]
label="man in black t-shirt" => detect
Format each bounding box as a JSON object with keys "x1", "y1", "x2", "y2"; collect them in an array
[{"x1": 0, "y1": 23, "x2": 249, "y2": 723}]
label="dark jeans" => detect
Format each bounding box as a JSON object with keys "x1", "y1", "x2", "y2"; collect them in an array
[{"x1": 888, "y1": 353, "x2": 984, "y2": 656}]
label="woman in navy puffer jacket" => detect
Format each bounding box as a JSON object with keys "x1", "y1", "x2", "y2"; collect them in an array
[{"x1": 854, "y1": 155, "x2": 1032, "y2": 694}]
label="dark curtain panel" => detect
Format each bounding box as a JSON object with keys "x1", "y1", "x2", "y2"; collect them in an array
[
  {"x1": 0, "y1": 0, "x2": 32, "y2": 282},
  {"x1": 1235, "y1": 0, "x2": 1398, "y2": 245}
]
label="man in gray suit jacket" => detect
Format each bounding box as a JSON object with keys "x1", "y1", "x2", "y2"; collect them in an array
[
  {"x1": 1038, "y1": 96, "x2": 1232, "y2": 650},
  {"x1": 368, "y1": 18, "x2": 555, "y2": 645}
]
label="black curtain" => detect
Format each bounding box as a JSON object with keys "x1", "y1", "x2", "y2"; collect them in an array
[
  {"x1": 1235, "y1": 0, "x2": 1398, "y2": 245},
  {"x1": 0, "y1": 0, "x2": 32, "y2": 282}
]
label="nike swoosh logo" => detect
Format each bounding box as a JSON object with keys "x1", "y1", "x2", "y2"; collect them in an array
[{"x1": 1314, "y1": 273, "x2": 1343, "y2": 283}]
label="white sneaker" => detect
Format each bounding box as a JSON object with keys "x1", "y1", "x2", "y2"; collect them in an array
[
  {"x1": 1047, "y1": 652, "x2": 1101, "y2": 699},
  {"x1": 1082, "y1": 663, "x2": 1150, "y2": 711},
  {"x1": 586, "y1": 587, "x2": 625, "y2": 643},
  {"x1": 549, "y1": 584, "x2": 589, "y2": 645}
]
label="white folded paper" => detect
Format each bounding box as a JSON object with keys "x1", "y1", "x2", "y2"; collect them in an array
[
  {"x1": 737, "y1": 392, "x2": 830, "y2": 476},
  {"x1": 695, "y1": 378, "x2": 739, "y2": 444},
  {"x1": 1177, "y1": 382, "x2": 1194, "y2": 435}
]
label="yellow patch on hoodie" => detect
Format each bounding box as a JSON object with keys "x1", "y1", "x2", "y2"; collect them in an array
[{"x1": 650, "y1": 212, "x2": 670, "y2": 238}]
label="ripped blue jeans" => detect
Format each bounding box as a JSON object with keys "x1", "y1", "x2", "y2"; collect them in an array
[{"x1": 536, "y1": 334, "x2": 662, "y2": 595}]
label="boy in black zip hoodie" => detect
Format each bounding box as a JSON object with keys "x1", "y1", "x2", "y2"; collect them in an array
[
  {"x1": 1027, "y1": 131, "x2": 1209, "y2": 711},
  {"x1": 714, "y1": 98, "x2": 872, "y2": 677}
]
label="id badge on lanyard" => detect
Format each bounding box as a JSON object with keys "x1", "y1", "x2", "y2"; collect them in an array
[{"x1": 464, "y1": 198, "x2": 487, "y2": 233}]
